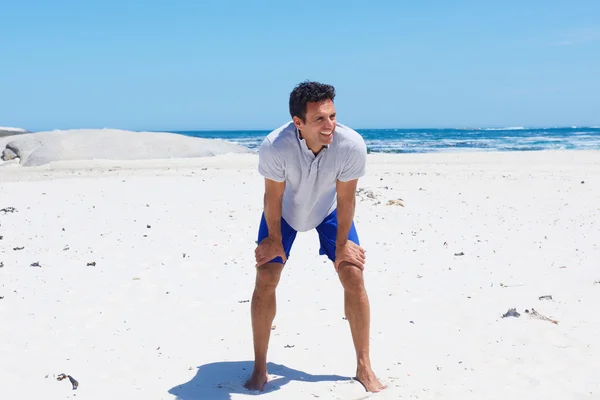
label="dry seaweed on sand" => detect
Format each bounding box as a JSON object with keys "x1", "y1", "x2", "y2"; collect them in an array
[
  {"x1": 525, "y1": 308, "x2": 559, "y2": 325},
  {"x1": 386, "y1": 199, "x2": 404, "y2": 206}
]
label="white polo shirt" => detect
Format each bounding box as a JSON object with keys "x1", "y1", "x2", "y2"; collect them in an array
[{"x1": 258, "y1": 121, "x2": 367, "y2": 232}]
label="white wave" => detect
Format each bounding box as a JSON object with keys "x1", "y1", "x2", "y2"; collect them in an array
[
  {"x1": 520, "y1": 136, "x2": 564, "y2": 142},
  {"x1": 366, "y1": 139, "x2": 421, "y2": 145},
  {"x1": 431, "y1": 147, "x2": 497, "y2": 153}
]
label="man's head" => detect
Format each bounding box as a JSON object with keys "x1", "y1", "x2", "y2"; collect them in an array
[{"x1": 289, "y1": 81, "x2": 337, "y2": 152}]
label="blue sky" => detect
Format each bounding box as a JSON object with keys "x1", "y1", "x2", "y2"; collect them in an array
[{"x1": 1, "y1": 0, "x2": 599, "y2": 131}]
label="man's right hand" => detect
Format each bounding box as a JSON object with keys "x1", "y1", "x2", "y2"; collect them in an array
[{"x1": 255, "y1": 237, "x2": 287, "y2": 267}]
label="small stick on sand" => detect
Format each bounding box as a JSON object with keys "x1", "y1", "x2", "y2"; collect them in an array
[{"x1": 525, "y1": 308, "x2": 559, "y2": 325}]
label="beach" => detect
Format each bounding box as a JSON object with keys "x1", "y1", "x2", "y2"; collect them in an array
[{"x1": 1, "y1": 148, "x2": 599, "y2": 399}]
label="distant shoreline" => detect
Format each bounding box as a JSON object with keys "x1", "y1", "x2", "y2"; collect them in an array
[
  {"x1": 167, "y1": 126, "x2": 600, "y2": 154},
  {"x1": 4, "y1": 126, "x2": 600, "y2": 154}
]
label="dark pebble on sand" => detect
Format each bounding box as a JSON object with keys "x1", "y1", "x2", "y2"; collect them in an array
[
  {"x1": 57, "y1": 373, "x2": 79, "y2": 390},
  {"x1": 502, "y1": 308, "x2": 520, "y2": 318}
]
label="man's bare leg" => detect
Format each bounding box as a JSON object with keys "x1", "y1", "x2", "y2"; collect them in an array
[
  {"x1": 244, "y1": 262, "x2": 284, "y2": 391},
  {"x1": 337, "y1": 261, "x2": 387, "y2": 393}
]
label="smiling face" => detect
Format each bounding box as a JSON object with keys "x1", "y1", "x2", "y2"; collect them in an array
[{"x1": 293, "y1": 99, "x2": 337, "y2": 154}]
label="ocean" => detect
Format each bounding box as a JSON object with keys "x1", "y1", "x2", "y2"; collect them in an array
[{"x1": 168, "y1": 126, "x2": 600, "y2": 154}]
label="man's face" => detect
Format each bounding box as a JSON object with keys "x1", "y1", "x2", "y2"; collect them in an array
[{"x1": 293, "y1": 99, "x2": 336, "y2": 152}]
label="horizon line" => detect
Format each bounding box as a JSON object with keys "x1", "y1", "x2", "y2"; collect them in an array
[
  {"x1": 17, "y1": 125, "x2": 600, "y2": 133},
  {"x1": 156, "y1": 125, "x2": 600, "y2": 132}
]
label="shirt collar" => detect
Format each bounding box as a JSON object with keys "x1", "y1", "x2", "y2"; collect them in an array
[{"x1": 295, "y1": 126, "x2": 330, "y2": 152}]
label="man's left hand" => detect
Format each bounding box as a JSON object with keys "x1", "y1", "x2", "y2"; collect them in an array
[{"x1": 334, "y1": 241, "x2": 366, "y2": 272}]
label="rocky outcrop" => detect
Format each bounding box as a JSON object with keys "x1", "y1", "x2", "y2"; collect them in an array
[
  {"x1": 0, "y1": 128, "x2": 252, "y2": 166},
  {"x1": 0, "y1": 127, "x2": 29, "y2": 137}
]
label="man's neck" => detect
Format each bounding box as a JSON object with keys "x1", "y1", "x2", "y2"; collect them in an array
[{"x1": 298, "y1": 130, "x2": 325, "y2": 155}]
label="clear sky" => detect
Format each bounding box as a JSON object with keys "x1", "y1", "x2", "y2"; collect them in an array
[{"x1": 1, "y1": 0, "x2": 599, "y2": 131}]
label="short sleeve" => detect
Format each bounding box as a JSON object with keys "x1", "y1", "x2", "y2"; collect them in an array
[
  {"x1": 338, "y1": 142, "x2": 367, "y2": 182},
  {"x1": 258, "y1": 138, "x2": 286, "y2": 182}
]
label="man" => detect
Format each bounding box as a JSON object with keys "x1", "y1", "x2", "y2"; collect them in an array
[{"x1": 245, "y1": 81, "x2": 386, "y2": 393}]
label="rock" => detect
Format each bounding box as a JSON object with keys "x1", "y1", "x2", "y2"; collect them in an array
[
  {"x1": 2, "y1": 146, "x2": 17, "y2": 161},
  {"x1": 501, "y1": 308, "x2": 520, "y2": 318},
  {"x1": 0, "y1": 127, "x2": 29, "y2": 138},
  {"x1": 1, "y1": 128, "x2": 252, "y2": 166}
]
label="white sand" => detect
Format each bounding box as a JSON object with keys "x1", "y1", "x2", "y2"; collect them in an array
[
  {"x1": 0, "y1": 129, "x2": 251, "y2": 166},
  {"x1": 1, "y1": 149, "x2": 599, "y2": 400}
]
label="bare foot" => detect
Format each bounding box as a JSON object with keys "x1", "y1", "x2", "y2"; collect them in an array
[
  {"x1": 355, "y1": 368, "x2": 387, "y2": 393},
  {"x1": 244, "y1": 370, "x2": 269, "y2": 391}
]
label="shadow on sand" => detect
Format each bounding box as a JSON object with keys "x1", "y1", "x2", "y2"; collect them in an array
[{"x1": 168, "y1": 360, "x2": 350, "y2": 399}]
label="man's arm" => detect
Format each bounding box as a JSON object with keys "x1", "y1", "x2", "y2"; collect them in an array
[
  {"x1": 336, "y1": 138, "x2": 367, "y2": 247},
  {"x1": 335, "y1": 178, "x2": 358, "y2": 246},
  {"x1": 264, "y1": 178, "x2": 286, "y2": 242}
]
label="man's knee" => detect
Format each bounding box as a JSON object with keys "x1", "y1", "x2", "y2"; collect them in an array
[
  {"x1": 337, "y1": 262, "x2": 364, "y2": 293},
  {"x1": 255, "y1": 262, "x2": 284, "y2": 291}
]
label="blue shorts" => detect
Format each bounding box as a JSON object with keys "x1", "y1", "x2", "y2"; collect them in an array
[{"x1": 257, "y1": 209, "x2": 360, "y2": 264}]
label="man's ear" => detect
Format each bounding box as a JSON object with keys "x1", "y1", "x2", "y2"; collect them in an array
[{"x1": 292, "y1": 116, "x2": 304, "y2": 129}]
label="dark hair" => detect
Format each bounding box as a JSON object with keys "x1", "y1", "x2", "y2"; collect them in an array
[{"x1": 289, "y1": 81, "x2": 336, "y2": 122}]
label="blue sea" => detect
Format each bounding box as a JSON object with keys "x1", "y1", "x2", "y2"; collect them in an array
[{"x1": 168, "y1": 126, "x2": 600, "y2": 154}]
